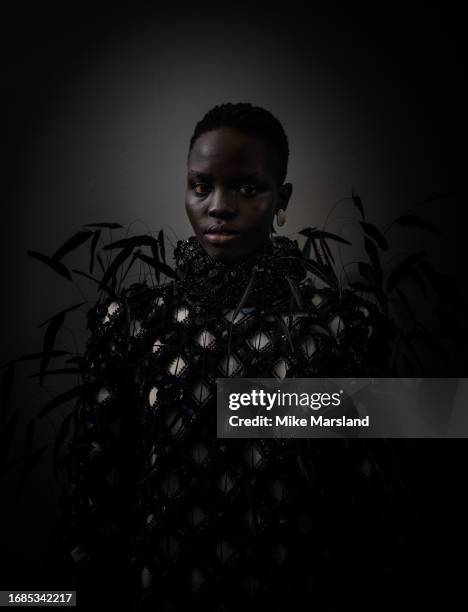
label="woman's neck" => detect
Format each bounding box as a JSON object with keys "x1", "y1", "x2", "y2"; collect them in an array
[{"x1": 173, "y1": 235, "x2": 306, "y2": 311}]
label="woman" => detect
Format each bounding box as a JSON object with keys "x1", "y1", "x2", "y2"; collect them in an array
[{"x1": 65, "y1": 103, "x2": 396, "y2": 610}]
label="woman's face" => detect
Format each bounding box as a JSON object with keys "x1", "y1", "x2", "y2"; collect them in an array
[{"x1": 185, "y1": 127, "x2": 292, "y2": 262}]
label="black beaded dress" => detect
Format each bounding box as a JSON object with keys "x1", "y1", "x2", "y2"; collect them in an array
[{"x1": 65, "y1": 235, "x2": 396, "y2": 610}]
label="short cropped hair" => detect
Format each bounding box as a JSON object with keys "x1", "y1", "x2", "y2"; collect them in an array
[{"x1": 189, "y1": 103, "x2": 289, "y2": 185}]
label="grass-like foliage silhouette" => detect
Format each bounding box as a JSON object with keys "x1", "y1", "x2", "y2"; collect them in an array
[{"x1": 1, "y1": 192, "x2": 465, "y2": 490}]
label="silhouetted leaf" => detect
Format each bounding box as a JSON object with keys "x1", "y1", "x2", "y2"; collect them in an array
[
  {"x1": 285, "y1": 276, "x2": 305, "y2": 310},
  {"x1": 38, "y1": 386, "x2": 83, "y2": 418},
  {"x1": 320, "y1": 238, "x2": 335, "y2": 265},
  {"x1": 273, "y1": 312, "x2": 294, "y2": 352},
  {"x1": 1, "y1": 363, "x2": 14, "y2": 424},
  {"x1": 111, "y1": 268, "x2": 118, "y2": 293},
  {"x1": 66, "y1": 356, "x2": 83, "y2": 364},
  {"x1": 72, "y1": 269, "x2": 115, "y2": 297},
  {"x1": 53, "y1": 230, "x2": 93, "y2": 261},
  {"x1": 414, "y1": 193, "x2": 451, "y2": 207},
  {"x1": 40, "y1": 312, "x2": 66, "y2": 385},
  {"x1": 395, "y1": 288, "x2": 417, "y2": 325},
  {"x1": 136, "y1": 254, "x2": 178, "y2": 279},
  {"x1": 394, "y1": 215, "x2": 440, "y2": 234},
  {"x1": 102, "y1": 235, "x2": 160, "y2": 251},
  {"x1": 84, "y1": 222, "x2": 123, "y2": 229},
  {"x1": 387, "y1": 252, "x2": 425, "y2": 294},
  {"x1": 301, "y1": 259, "x2": 339, "y2": 290},
  {"x1": 53, "y1": 409, "x2": 76, "y2": 477},
  {"x1": 299, "y1": 228, "x2": 351, "y2": 245},
  {"x1": 16, "y1": 445, "x2": 49, "y2": 496},
  {"x1": 310, "y1": 238, "x2": 323, "y2": 265},
  {"x1": 158, "y1": 229, "x2": 166, "y2": 263},
  {"x1": 364, "y1": 237, "x2": 382, "y2": 284},
  {"x1": 321, "y1": 260, "x2": 338, "y2": 286},
  {"x1": 350, "y1": 281, "x2": 378, "y2": 293},
  {"x1": 6, "y1": 350, "x2": 69, "y2": 366},
  {"x1": 27, "y1": 251, "x2": 72, "y2": 280},
  {"x1": 302, "y1": 237, "x2": 312, "y2": 260},
  {"x1": 121, "y1": 249, "x2": 141, "y2": 284},
  {"x1": 400, "y1": 268, "x2": 427, "y2": 297},
  {"x1": 416, "y1": 259, "x2": 438, "y2": 286},
  {"x1": 100, "y1": 246, "x2": 134, "y2": 289},
  {"x1": 29, "y1": 368, "x2": 81, "y2": 379},
  {"x1": 358, "y1": 262, "x2": 375, "y2": 284},
  {"x1": 360, "y1": 222, "x2": 389, "y2": 251},
  {"x1": 349, "y1": 282, "x2": 387, "y2": 312},
  {"x1": 96, "y1": 253, "x2": 106, "y2": 275},
  {"x1": 298, "y1": 227, "x2": 318, "y2": 237},
  {"x1": 151, "y1": 243, "x2": 160, "y2": 283},
  {"x1": 89, "y1": 230, "x2": 101, "y2": 274},
  {"x1": 352, "y1": 189, "x2": 365, "y2": 219},
  {"x1": 38, "y1": 302, "x2": 85, "y2": 328}
]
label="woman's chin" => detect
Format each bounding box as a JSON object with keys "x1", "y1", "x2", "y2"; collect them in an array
[
  {"x1": 197, "y1": 234, "x2": 270, "y2": 263},
  {"x1": 205, "y1": 245, "x2": 242, "y2": 263}
]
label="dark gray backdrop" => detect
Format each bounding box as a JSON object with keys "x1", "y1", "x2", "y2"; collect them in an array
[{"x1": 1, "y1": 2, "x2": 465, "y2": 606}]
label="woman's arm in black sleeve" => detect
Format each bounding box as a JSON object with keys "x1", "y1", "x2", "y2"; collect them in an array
[{"x1": 63, "y1": 291, "x2": 141, "y2": 604}]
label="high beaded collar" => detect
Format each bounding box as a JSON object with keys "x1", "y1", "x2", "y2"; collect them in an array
[{"x1": 173, "y1": 235, "x2": 306, "y2": 310}]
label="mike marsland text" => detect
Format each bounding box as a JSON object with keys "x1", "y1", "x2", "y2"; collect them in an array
[{"x1": 227, "y1": 415, "x2": 370, "y2": 428}]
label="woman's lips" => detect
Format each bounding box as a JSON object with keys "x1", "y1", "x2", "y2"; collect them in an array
[{"x1": 204, "y1": 230, "x2": 240, "y2": 244}]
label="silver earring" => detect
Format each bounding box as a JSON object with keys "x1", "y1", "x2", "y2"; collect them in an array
[{"x1": 276, "y1": 208, "x2": 287, "y2": 227}]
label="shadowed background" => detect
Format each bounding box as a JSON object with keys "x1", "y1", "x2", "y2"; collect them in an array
[{"x1": 1, "y1": 2, "x2": 465, "y2": 607}]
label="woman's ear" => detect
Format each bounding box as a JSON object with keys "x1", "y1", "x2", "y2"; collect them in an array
[{"x1": 277, "y1": 182, "x2": 293, "y2": 213}]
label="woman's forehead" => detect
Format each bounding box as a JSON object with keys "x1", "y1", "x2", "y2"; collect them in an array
[{"x1": 188, "y1": 128, "x2": 271, "y2": 177}]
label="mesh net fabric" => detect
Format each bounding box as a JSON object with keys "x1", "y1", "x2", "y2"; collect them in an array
[{"x1": 65, "y1": 235, "x2": 396, "y2": 609}]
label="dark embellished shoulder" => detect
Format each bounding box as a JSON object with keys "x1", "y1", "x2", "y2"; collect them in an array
[{"x1": 173, "y1": 235, "x2": 306, "y2": 310}]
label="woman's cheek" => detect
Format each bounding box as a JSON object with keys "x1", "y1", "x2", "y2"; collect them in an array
[
  {"x1": 243, "y1": 195, "x2": 274, "y2": 219},
  {"x1": 186, "y1": 200, "x2": 206, "y2": 222}
]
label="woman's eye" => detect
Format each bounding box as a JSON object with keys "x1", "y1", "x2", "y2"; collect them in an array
[
  {"x1": 193, "y1": 183, "x2": 210, "y2": 196},
  {"x1": 238, "y1": 184, "x2": 257, "y2": 197}
]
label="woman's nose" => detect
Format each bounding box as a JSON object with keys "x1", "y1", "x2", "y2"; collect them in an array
[{"x1": 208, "y1": 188, "x2": 237, "y2": 218}]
